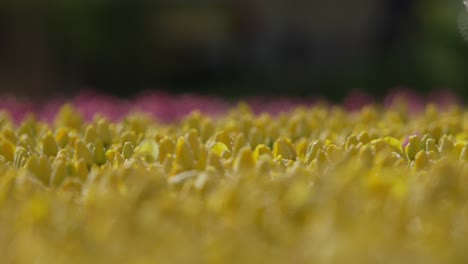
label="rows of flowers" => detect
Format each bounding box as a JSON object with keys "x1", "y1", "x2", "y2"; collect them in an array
[{"x1": 0, "y1": 90, "x2": 466, "y2": 263}]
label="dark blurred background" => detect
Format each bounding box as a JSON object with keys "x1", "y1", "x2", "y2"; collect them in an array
[{"x1": 0, "y1": 0, "x2": 467, "y2": 101}]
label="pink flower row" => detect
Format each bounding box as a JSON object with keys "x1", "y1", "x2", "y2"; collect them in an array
[{"x1": 0, "y1": 89, "x2": 460, "y2": 123}]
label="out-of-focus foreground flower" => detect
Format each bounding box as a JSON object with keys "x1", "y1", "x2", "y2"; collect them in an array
[{"x1": 0, "y1": 91, "x2": 468, "y2": 263}]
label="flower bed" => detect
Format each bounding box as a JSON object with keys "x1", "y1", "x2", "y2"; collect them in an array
[{"x1": 0, "y1": 91, "x2": 467, "y2": 263}]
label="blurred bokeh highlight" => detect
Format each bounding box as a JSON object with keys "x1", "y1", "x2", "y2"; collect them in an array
[{"x1": 0, "y1": 0, "x2": 467, "y2": 100}]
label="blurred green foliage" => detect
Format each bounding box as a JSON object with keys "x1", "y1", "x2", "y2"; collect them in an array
[{"x1": 404, "y1": 0, "x2": 468, "y2": 96}]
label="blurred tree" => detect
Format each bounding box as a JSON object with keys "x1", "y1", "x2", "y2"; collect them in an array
[
  {"x1": 0, "y1": 1, "x2": 57, "y2": 98},
  {"x1": 0, "y1": 0, "x2": 466, "y2": 99},
  {"x1": 411, "y1": 0, "x2": 468, "y2": 96}
]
